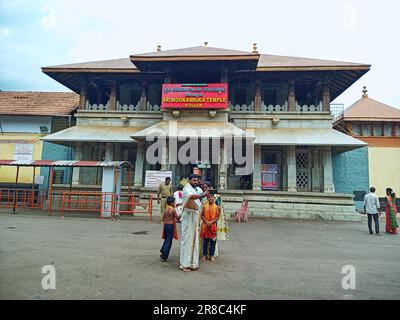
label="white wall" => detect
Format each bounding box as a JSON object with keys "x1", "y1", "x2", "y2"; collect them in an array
[{"x1": 0, "y1": 115, "x2": 52, "y2": 134}]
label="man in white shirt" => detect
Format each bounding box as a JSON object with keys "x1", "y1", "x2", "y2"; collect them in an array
[{"x1": 364, "y1": 187, "x2": 382, "y2": 235}]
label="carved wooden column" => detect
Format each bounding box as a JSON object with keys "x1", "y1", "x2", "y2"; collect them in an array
[
  {"x1": 79, "y1": 78, "x2": 87, "y2": 110},
  {"x1": 139, "y1": 81, "x2": 147, "y2": 111},
  {"x1": 96, "y1": 87, "x2": 102, "y2": 105},
  {"x1": 109, "y1": 81, "x2": 117, "y2": 111},
  {"x1": 322, "y1": 81, "x2": 330, "y2": 112},
  {"x1": 288, "y1": 80, "x2": 296, "y2": 112},
  {"x1": 220, "y1": 68, "x2": 228, "y2": 83},
  {"x1": 254, "y1": 81, "x2": 262, "y2": 112}
]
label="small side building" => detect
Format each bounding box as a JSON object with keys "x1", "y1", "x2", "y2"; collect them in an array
[
  {"x1": 0, "y1": 91, "x2": 78, "y2": 189},
  {"x1": 333, "y1": 87, "x2": 400, "y2": 206}
]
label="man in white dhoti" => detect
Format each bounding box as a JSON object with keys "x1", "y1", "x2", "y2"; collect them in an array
[{"x1": 179, "y1": 174, "x2": 208, "y2": 272}]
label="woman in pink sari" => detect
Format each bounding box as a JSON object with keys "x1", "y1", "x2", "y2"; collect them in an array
[{"x1": 385, "y1": 188, "x2": 398, "y2": 235}]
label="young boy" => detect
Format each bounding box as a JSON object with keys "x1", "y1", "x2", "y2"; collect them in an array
[
  {"x1": 200, "y1": 194, "x2": 220, "y2": 262},
  {"x1": 160, "y1": 196, "x2": 180, "y2": 262}
]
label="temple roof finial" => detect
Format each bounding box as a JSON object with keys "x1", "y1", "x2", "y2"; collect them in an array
[
  {"x1": 252, "y1": 43, "x2": 258, "y2": 53},
  {"x1": 362, "y1": 86, "x2": 368, "y2": 98}
]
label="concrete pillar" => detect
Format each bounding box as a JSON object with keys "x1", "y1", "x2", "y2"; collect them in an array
[
  {"x1": 311, "y1": 148, "x2": 321, "y2": 192},
  {"x1": 72, "y1": 143, "x2": 82, "y2": 185},
  {"x1": 252, "y1": 144, "x2": 262, "y2": 190},
  {"x1": 322, "y1": 146, "x2": 334, "y2": 193},
  {"x1": 218, "y1": 141, "x2": 228, "y2": 190},
  {"x1": 287, "y1": 146, "x2": 297, "y2": 192},
  {"x1": 288, "y1": 80, "x2": 296, "y2": 112},
  {"x1": 105, "y1": 143, "x2": 114, "y2": 161},
  {"x1": 134, "y1": 141, "x2": 145, "y2": 188}
]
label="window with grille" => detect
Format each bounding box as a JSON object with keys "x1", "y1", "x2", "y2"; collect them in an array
[{"x1": 296, "y1": 149, "x2": 310, "y2": 190}]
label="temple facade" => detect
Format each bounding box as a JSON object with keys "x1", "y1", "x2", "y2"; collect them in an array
[{"x1": 42, "y1": 44, "x2": 371, "y2": 220}]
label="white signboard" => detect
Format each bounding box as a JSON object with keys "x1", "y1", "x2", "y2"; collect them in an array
[
  {"x1": 14, "y1": 144, "x2": 34, "y2": 161},
  {"x1": 145, "y1": 170, "x2": 173, "y2": 188}
]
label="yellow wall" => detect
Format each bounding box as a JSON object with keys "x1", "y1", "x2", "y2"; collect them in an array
[
  {"x1": 368, "y1": 147, "x2": 400, "y2": 197},
  {"x1": 0, "y1": 133, "x2": 43, "y2": 183}
]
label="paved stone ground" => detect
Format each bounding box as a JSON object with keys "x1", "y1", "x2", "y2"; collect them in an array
[{"x1": 0, "y1": 209, "x2": 399, "y2": 300}]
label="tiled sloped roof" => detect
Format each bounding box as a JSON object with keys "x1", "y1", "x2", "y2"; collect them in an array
[
  {"x1": 344, "y1": 94, "x2": 400, "y2": 121},
  {"x1": 0, "y1": 91, "x2": 79, "y2": 116},
  {"x1": 257, "y1": 54, "x2": 365, "y2": 69},
  {"x1": 42, "y1": 46, "x2": 369, "y2": 71},
  {"x1": 132, "y1": 46, "x2": 253, "y2": 57}
]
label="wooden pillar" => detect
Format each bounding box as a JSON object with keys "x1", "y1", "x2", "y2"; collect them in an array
[
  {"x1": 96, "y1": 87, "x2": 102, "y2": 104},
  {"x1": 220, "y1": 68, "x2": 228, "y2": 83},
  {"x1": 139, "y1": 81, "x2": 147, "y2": 111},
  {"x1": 322, "y1": 81, "x2": 330, "y2": 112},
  {"x1": 79, "y1": 78, "x2": 87, "y2": 110},
  {"x1": 164, "y1": 68, "x2": 172, "y2": 84},
  {"x1": 109, "y1": 81, "x2": 117, "y2": 110},
  {"x1": 288, "y1": 80, "x2": 296, "y2": 112},
  {"x1": 254, "y1": 81, "x2": 262, "y2": 112}
]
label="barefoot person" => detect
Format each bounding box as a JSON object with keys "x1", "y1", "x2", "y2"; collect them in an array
[
  {"x1": 385, "y1": 188, "x2": 398, "y2": 235},
  {"x1": 179, "y1": 174, "x2": 208, "y2": 272},
  {"x1": 200, "y1": 194, "x2": 220, "y2": 261},
  {"x1": 160, "y1": 196, "x2": 180, "y2": 262},
  {"x1": 363, "y1": 187, "x2": 381, "y2": 235}
]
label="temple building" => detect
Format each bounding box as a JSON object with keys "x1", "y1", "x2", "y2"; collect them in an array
[
  {"x1": 333, "y1": 87, "x2": 400, "y2": 205},
  {"x1": 41, "y1": 44, "x2": 371, "y2": 220},
  {"x1": 0, "y1": 91, "x2": 77, "y2": 188}
]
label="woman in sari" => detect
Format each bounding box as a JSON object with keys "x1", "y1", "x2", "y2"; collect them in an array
[{"x1": 385, "y1": 188, "x2": 398, "y2": 235}]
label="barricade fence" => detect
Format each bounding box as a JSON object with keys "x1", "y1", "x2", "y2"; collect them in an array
[{"x1": 0, "y1": 188, "x2": 153, "y2": 220}]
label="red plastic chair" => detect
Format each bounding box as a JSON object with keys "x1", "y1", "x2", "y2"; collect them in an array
[{"x1": 234, "y1": 200, "x2": 249, "y2": 223}]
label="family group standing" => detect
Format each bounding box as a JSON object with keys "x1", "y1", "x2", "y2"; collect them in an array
[{"x1": 158, "y1": 174, "x2": 229, "y2": 272}]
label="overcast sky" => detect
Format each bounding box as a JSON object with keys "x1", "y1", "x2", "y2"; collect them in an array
[{"x1": 0, "y1": 0, "x2": 399, "y2": 109}]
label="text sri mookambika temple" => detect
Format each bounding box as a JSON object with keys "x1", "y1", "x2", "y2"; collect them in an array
[{"x1": 42, "y1": 43, "x2": 371, "y2": 221}]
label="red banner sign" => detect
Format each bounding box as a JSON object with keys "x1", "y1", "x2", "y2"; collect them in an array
[{"x1": 161, "y1": 83, "x2": 228, "y2": 109}]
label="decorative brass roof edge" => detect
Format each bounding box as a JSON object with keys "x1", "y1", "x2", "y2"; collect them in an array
[
  {"x1": 129, "y1": 54, "x2": 260, "y2": 62},
  {"x1": 42, "y1": 67, "x2": 140, "y2": 73},
  {"x1": 255, "y1": 65, "x2": 371, "y2": 72}
]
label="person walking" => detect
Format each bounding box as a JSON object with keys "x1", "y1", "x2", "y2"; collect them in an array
[{"x1": 364, "y1": 187, "x2": 381, "y2": 235}]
